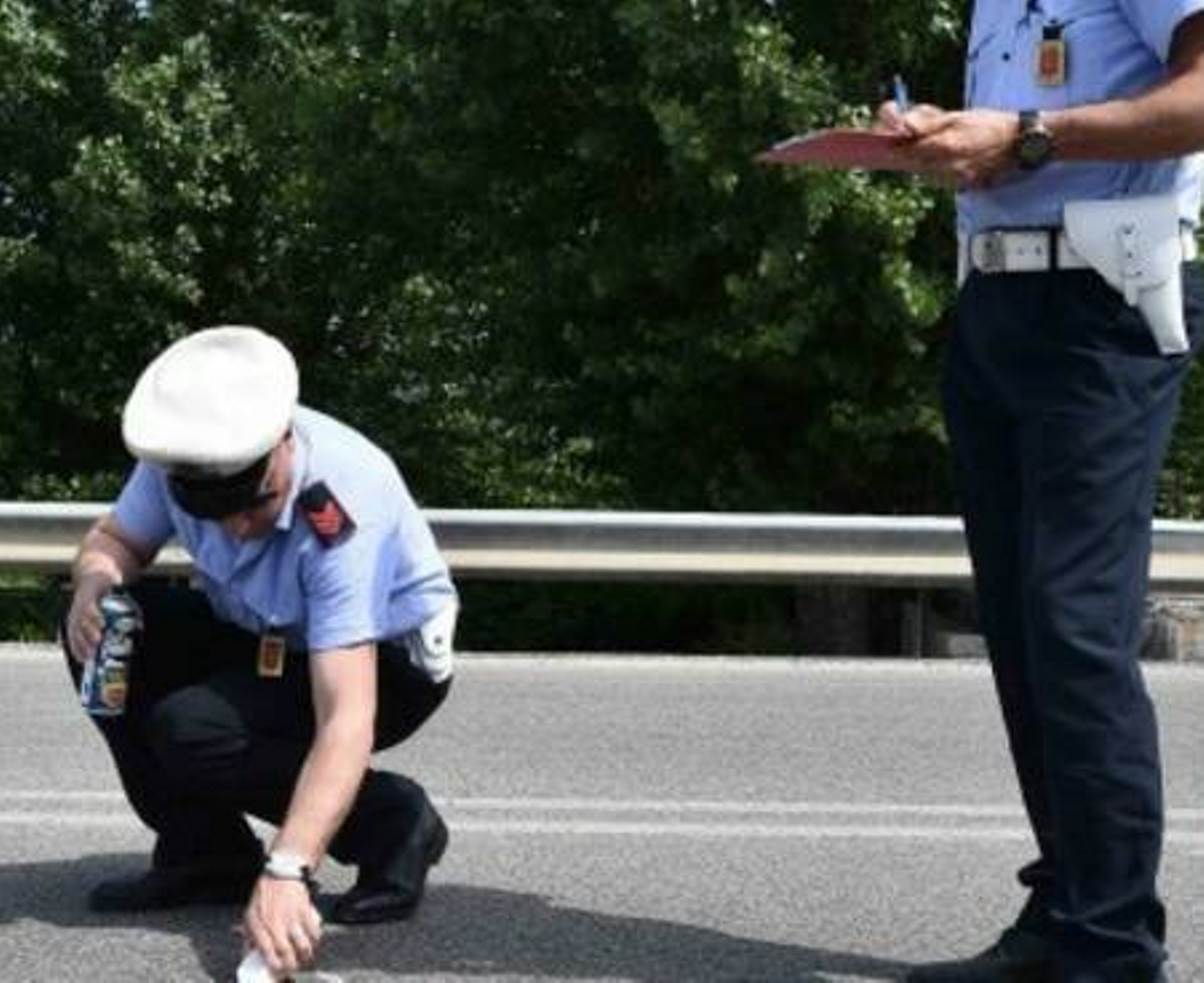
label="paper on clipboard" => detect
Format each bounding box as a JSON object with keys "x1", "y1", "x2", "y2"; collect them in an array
[{"x1": 755, "y1": 128, "x2": 921, "y2": 171}]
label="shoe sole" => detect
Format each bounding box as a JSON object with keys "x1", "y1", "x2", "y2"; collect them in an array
[{"x1": 904, "y1": 959, "x2": 1054, "y2": 983}]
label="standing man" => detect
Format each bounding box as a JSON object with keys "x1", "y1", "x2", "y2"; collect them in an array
[
  {"x1": 64, "y1": 325, "x2": 459, "y2": 978},
  {"x1": 879, "y1": 3, "x2": 1204, "y2": 982}
]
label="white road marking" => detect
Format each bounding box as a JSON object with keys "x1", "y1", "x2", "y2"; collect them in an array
[
  {"x1": 3, "y1": 794, "x2": 1204, "y2": 845},
  {"x1": 0, "y1": 812, "x2": 135, "y2": 826},
  {"x1": 7, "y1": 791, "x2": 1204, "y2": 820},
  {"x1": 3, "y1": 790, "x2": 126, "y2": 801},
  {"x1": 440, "y1": 797, "x2": 1204, "y2": 821},
  {"x1": 452, "y1": 820, "x2": 1039, "y2": 841}
]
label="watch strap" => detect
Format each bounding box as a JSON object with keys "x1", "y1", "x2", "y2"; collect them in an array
[{"x1": 263, "y1": 851, "x2": 319, "y2": 897}]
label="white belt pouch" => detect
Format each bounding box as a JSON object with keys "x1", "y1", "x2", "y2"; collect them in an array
[{"x1": 1062, "y1": 193, "x2": 1189, "y2": 355}]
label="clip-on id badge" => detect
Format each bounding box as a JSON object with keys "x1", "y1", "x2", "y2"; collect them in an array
[
  {"x1": 1037, "y1": 23, "x2": 1067, "y2": 87},
  {"x1": 257, "y1": 631, "x2": 286, "y2": 678}
]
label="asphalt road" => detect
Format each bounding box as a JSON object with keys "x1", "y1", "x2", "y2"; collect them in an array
[{"x1": 1, "y1": 645, "x2": 1203, "y2": 983}]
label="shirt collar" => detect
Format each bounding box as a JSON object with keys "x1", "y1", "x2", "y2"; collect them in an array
[{"x1": 274, "y1": 424, "x2": 309, "y2": 532}]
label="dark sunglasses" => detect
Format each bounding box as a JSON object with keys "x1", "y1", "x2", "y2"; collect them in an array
[{"x1": 168, "y1": 453, "x2": 276, "y2": 520}]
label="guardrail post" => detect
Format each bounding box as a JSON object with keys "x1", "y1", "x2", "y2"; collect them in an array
[
  {"x1": 792, "y1": 585, "x2": 871, "y2": 656},
  {"x1": 901, "y1": 590, "x2": 929, "y2": 658}
]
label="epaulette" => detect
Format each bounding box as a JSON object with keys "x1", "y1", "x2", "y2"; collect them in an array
[{"x1": 298, "y1": 481, "x2": 356, "y2": 548}]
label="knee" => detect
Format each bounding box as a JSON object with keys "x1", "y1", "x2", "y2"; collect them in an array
[{"x1": 146, "y1": 688, "x2": 248, "y2": 795}]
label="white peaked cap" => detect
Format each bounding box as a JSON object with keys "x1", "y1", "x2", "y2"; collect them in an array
[{"x1": 122, "y1": 325, "x2": 299, "y2": 474}]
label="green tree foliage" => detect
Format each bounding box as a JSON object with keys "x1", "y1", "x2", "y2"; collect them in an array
[
  {"x1": 285, "y1": 0, "x2": 964, "y2": 511},
  {"x1": 13, "y1": 0, "x2": 1191, "y2": 522},
  {"x1": 2, "y1": 0, "x2": 973, "y2": 513},
  {"x1": 1, "y1": 0, "x2": 210, "y2": 498},
  {"x1": 11, "y1": 0, "x2": 1204, "y2": 652}
]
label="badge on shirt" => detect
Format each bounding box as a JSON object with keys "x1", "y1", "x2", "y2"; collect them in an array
[
  {"x1": 257, "y1": 632, "x2": 287, "y2": 678},
  {"x1": 1036, "y1": 24, "x2": 1067, "y2": 87},
  {"x1": 298, "y1": 481, "x2": 356, "y2": 549}
]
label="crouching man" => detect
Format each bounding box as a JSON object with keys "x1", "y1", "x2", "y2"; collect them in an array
[{"x1": 63, "y1": 325, "x2": 458, "y2": 977}]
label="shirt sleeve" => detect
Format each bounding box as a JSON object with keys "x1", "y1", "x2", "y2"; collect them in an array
[
  {"x1": 112, "y1": 463, "x2": 175, "y2": 553},
  {"x1": 301, "y1": 522, "x2": 394, "y2": 653},
  {"x1": 1121, "y1": 0, "x2": 1204, "y2": 61}
]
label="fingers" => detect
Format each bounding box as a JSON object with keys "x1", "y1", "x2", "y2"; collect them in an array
[
  {"x1": 900, "y1": 105, "x2": 954, "y2": 141},
  {"x1": 247, "y1": 910, "x2": 299, "y2": 976},
  {"x1": 66, "y1": 599, "x2": 103, "y2": 664},
  {"x1": 302, "y1": 903, "x2": 323, "y2": 942},
  {"x1": 297, "y1": 920, "x2": 323, "y2": 970},
  {"x1": 284, "y1": 922, "x2": 318, "y2": 968},
  {"x1": 251, "y1": 918, "x2": 296, "y2": 975},
  {"x1": 287, "y1": 906, "x2": 322, "y2": 965},
  {"x1": 244, "y1": 891, "x2": 323, "y2": 977},
  {"x1": 876, "y1": 100, "x2": 913, "y2": 135}
]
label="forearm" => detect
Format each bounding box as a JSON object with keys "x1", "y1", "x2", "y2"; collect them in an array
[
  {"x1": 1046, "y1": 76, "x2": 1204, "y2": 161},
  {"x1": 1046, "y1": 18, "x2": 1204, "y2": 163},
  {"x1": 73, "y1": 518, "x2": 149, "y2": 592},
  {"x1": 272, "y1": 716, "x2": 374, "y2": 866}
]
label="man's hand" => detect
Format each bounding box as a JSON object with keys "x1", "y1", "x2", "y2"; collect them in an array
[
  {"x1": 243, "y1": 875, "x2": 323, "y2": 977},
  {"x1": 909, "y1": 108, "x2": 1021, "y2": 188},
  {"x1": 875, "y1": 97, "x2": 931, "y2": 137},
  {"x1": 65, "y1": 578, "x2": 110, "y2": 665},
  {"x1": 67, "y1": 515, "x2": 154, "y2": 664},
  {"x1": 876, "y1": 102, "x2": 1021, "y2": 188}
]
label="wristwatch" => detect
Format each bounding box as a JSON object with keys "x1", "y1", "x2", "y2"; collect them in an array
[
  {"x1": 1016, "y1": 109, "x2": 1054, "y2": 171},
  {"x1": 263, "y1": 850, "x2": 318, "y2": 895}
]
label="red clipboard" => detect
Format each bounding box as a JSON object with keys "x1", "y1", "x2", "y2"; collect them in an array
[{"x1": 756, "y1": 128, "x2": 921, "y2": 172}]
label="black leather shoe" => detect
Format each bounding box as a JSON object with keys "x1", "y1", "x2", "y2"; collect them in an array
[
  {"x1": 330, "y1": 802, "x2": 449, "y2": 924},
  {"x1": 89, "y1": 857, "x2": 262, "y2": 913},
  {"x1": 905, "y1": 927, "x2": 1056, "y2": 982}
]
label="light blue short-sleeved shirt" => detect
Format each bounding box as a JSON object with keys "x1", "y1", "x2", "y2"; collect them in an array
[
  {"x1": 113, "y1": 406, "x2": 457, "y2": 653},
  {"x1": 958, "y1": 0, "x2": 1204, "y2": 236}
]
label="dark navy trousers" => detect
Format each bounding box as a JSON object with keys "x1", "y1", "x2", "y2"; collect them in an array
[
  {"x1": 946, "y1": 262, "x2": 1204, "y2": 982},
  {"x1": 63, "y1": 582, "x2": 450, "y2": 871}
]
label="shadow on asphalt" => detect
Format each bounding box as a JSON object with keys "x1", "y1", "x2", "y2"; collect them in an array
[
  {"x1": 0, "y1": 856, "x2": 913, "y2": 981},
  {"x1": 0, "y1": 852, "x2": 246, "y2": 980}
]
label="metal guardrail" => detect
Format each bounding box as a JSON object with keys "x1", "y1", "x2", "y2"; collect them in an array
[{"x1": 4, "y1": 501, "x2": 1204, "y2": 591}]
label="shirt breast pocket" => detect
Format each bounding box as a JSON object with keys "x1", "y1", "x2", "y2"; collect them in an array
[{"x1": 965, "y1": 24, "x2": 1001, "y2": 106}]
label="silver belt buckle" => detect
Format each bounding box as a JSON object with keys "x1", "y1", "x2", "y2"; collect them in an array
[{"x1": 976, "y1": 231, "x2": 1008, "y2": 273}]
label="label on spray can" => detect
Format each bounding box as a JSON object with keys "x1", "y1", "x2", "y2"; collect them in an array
[{"x1": 79, "y1": 591, "x2": 143, "y2": 717}]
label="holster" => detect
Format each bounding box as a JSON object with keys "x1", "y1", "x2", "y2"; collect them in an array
[
  {"x1": 1063, "y1": 193, "x2": 1189, "y2": 356},
  {"x1": 404, "y1": 601, "x2": 458, "y2": 684}
]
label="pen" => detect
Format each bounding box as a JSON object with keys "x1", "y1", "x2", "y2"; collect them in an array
[{"x1": 892, "y1": 74, "x2": 911, "y2": 113}]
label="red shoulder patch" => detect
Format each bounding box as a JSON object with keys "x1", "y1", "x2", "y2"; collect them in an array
[{"x1": 298, "y1": 482, "x2": 356, "y2": 548}]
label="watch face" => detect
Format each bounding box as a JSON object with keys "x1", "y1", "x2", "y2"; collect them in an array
[{"x1": 1018, "y1": 130, "x2": 1052, "y2": 169}]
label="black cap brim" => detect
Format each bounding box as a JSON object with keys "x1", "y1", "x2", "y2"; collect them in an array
[{"x1": 168, "y1": 453, "x2": 273, "y2": 520}]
